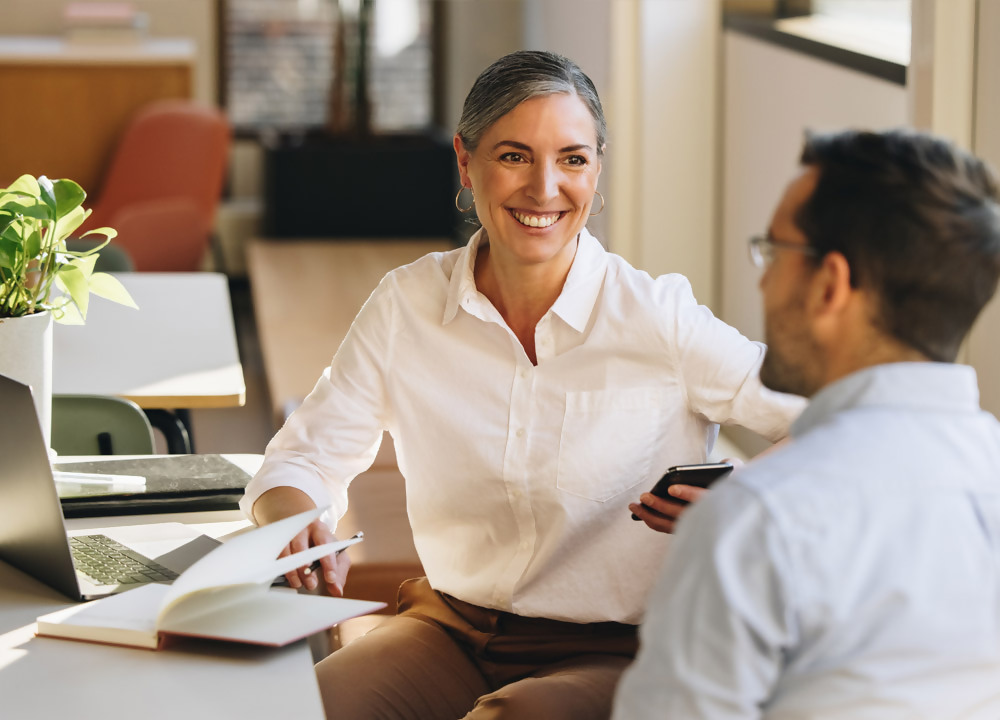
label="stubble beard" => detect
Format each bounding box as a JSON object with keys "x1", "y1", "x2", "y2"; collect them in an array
[{"x1": 760, "y1": 306, "x2": 822, "y2": 398}]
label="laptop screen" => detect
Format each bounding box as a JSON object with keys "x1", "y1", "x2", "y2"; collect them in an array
[{"x1": 0, "y1": 373, "x2": 82, "y2": 599}]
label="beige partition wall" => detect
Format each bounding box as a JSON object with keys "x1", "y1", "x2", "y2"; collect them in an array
[
  {"x1": 607, "y1": 0, "x2": 722, "y2": 308},
  {"x1": 964, "y1": 0, "x2": 1000, "y2": 418}
]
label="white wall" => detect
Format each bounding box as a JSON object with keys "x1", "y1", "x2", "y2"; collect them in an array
[
  {"x1": 720, "y1": 32, "x2": 909, "y2": 343},
  {"x1": 608, "y1": 1, "x2": 722, "y2": 308}
]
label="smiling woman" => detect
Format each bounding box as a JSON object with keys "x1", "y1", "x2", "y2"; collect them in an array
[
  {"x1": 455, "y1": 92, "x2": 603, "y2": 362},
  {"x1": 242, "y1": 49, "x2": 806, "y2": 720}
]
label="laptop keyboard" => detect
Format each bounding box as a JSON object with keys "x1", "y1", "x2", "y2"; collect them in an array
[{"x1": 70, "y1": 534, "x2": 179, "y2": 586}]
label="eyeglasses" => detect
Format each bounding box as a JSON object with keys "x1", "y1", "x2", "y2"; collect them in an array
[{"x1": 748, "y1": 234, "x2": 818, "y2": 268}]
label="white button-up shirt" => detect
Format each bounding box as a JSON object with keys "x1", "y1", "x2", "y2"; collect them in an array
[
  {"x1": 614, "y1": 362, "x2": 1000, "y2": 718},
  {"x1": 242, "y1": 228, "x2": 803, "y2": 624}
]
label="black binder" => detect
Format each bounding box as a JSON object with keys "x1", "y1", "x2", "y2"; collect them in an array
[{"x1": 54, "y1": 454, "x2": 252, "y2": 517}]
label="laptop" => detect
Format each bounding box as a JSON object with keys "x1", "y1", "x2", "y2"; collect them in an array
[{"x1": 0, "y1": 373, "x2": 220, "y2": 601}]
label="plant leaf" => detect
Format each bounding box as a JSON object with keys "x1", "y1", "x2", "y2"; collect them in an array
[
  {"x1": 88, "y1": 272, "x2": 138, "y2": 309},
  {"x1": 53, "y1": 205, "x2": 89, "y2": 244},
  {"x1": 55, "y1": 263, "x2": 90, "y2": 319},
  {"x1": 51, "y1": 178, "x2": 85, "y2": 216},
  {"x1": 0, "y1": 200, "x2": 51, "y2": 220},
  {"x1": 4, "y1": 175, "x2": 40, "y2": 197},
  {"x1": 24, "y1": 226, "x2": 42, "y2": 260},
  {"x1": 53, "y1": 299, "x2": 85, "y2": 325},
  {"x1": 38, "y1": 176, "x2": 57, "y2": 212},
  {"x1": 0, "y1": 237, "x2": 17, "y2": 269},
  {"x1": 81, "y1": 226, "x2": 118, "y2": 241}
]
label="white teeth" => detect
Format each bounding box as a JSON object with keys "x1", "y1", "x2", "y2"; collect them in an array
[{"x1": 512, "y1": 211, "x2": 559, "y2": 228}]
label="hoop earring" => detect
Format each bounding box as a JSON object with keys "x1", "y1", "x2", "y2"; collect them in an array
[
  {"x1": 590, "y1": 191, "x2": 605, "y2": 216},
  {"x1": 455, "y1": 186, "x2": 475, "y2": 212}
]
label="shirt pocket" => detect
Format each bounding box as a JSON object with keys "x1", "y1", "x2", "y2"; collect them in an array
[{"x1": 556, "y1": 388, "x2": 664, "y2": 502}]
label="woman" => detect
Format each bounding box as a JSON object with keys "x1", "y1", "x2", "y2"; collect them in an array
[{"x1": 241, "y1": 50, "x2": 802, "y2": 719}]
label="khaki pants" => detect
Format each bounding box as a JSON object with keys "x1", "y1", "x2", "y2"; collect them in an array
[{"x1": 315, "y1": 577, "x2": 638, "y2": 720}]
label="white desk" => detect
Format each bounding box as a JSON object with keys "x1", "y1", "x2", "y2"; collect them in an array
[
  {"x1": 53, "y1": 272, "x2": 246, "y2": 453},
  {"x1": 53, "y1": 272, "x2": 246, "y2": 409},
  {"x1": 0, "y1": 454, "x2": 326, "y2": 719}
]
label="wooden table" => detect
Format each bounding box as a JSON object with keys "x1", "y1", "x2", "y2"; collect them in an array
[
  {"x1": 53, "y1": 272, "x2": 246, "y2": 452},
  {"x1": 247, "y1": 239, "x2": 450, "y2": 427}
]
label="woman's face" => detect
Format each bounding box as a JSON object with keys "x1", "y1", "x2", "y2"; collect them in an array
[{"x1": 454, "y1": 93, "x2": 602, "y2": 271}]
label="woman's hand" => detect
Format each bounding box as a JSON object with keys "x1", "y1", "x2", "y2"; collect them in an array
[
  {"x1": 252, "y1": 486, "x2": 352, "y2": 595},
  {"x1": 631, "y1": 457, "x2": 745, "y2": 533},
  {"x1": 629, "y1": 484, "x2": 708, "y2": 534},
  {"x1": 279, "y1": 518, "x2": 351, "y2": 594}
]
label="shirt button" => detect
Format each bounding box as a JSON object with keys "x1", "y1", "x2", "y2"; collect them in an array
[
  {"x1": 519, "y1": 368, "x2": 529, "y2": 379},
  {"x1": 520, "y1": 541, "x2": 530, "y2": 551},
  {"x1": 516, "y1": 428, "x2": 525, "y2": 437},
  {"x1": 511, "y1": 489, "x2": 521, "y2": 500}
]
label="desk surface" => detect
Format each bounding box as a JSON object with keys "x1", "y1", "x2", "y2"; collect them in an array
[
  {"x1": 1, "y1": 453, "x2": 324, "y2": 720},
  {"x1": 53, "y1": 272, "x2": 246, "y2": 410},
  {"x1": 0, "y1": 514, "x2": 324, "y2": 719}
]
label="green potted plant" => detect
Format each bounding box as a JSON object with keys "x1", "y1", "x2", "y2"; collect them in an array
[{"x1": 0, "y1": 173, "x2": 136, "y2": 446}]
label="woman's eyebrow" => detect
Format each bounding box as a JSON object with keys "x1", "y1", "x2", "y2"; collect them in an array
[
  {"x1": 491, "y1": 140, "x2": 532, "y2": 153},
  {"x1": 489, "y1": 141, "x2": 595, "y2": 153}
]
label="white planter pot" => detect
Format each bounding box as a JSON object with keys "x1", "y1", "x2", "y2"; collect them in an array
[{"x1": 0, "y1": 311, "x2": 53, "y2": 447}]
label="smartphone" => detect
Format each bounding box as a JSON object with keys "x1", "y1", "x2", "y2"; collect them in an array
[{"x1": 631, "y1": 462, "x2": 734, "y2": 519}]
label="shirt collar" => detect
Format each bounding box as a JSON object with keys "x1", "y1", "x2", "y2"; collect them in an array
[
  {"x1": 791, "y1": 362, "x2": 982, "y2": 438},
  {"x1": 442, "y1": 230, "x2": 483, "y2": 325},
  {"x1": 442, "y1": 226, "x2": 608, "y2": 332}
]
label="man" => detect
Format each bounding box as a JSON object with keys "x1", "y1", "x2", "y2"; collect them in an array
[{"x1": 613, "y1": 129, "x2": 1000, "y2": 718}]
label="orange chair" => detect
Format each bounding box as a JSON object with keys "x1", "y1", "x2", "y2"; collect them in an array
[{"x1": 77, "y1": 100, "x2": 231, "y2": 271}]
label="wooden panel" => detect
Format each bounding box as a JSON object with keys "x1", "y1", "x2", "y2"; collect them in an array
[{"x1": 0, "y1": 63, "x2": 190, "y2": 193}]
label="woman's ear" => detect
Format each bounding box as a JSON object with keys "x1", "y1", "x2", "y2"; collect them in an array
[{"x1": 454, "y1": 135, "x2": 472, "y2": 188}]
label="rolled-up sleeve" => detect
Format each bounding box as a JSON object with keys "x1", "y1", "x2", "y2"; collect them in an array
[{"x1": 664, "y1": 276, "x2": 804, "y2": 441}]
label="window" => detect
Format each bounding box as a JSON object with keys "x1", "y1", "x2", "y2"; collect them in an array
[{"x1": 222, "y1": 0, "x2": 434, "y2": 134}]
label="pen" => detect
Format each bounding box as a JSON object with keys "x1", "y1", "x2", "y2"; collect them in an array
[{"x1": 301, "y1": 532, "x2": 364, "y2": 575}]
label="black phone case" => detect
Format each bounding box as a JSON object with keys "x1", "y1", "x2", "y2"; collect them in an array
[
  {"x1": 631, "y1": 463, "x2": 734, "y2": 519},
  {"x1": 648, "y1": 463, "x2": 734, "y2": 505}
]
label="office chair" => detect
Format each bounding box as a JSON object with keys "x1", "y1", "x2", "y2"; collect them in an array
[
  {"x1": 75, "y1": 100, "x2": 231, "y2": 272},
  {"x1": 51, "y1": 394, "x2": 156, "y2": 456}
]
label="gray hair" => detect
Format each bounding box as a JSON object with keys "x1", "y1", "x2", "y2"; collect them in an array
[{"x1": 456, "y1": 50, "x2": 606, "y2": 155}]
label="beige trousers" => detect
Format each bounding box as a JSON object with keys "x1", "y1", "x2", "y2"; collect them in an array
[{"x1": 315, "y1": 577, "x2": 638, "y2": 720}]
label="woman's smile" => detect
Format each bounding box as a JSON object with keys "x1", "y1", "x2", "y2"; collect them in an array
[{"x1": 508, "y1": 208, "x2": 565, "y2": 229}]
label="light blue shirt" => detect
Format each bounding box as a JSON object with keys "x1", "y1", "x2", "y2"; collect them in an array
[{"x1": 614, "y1": 362, "x2": 1000, "y2": 719}]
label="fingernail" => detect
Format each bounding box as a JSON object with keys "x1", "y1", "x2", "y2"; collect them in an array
[{"x1": 325, "y1": 570, "x2": 337, "y2": 584}]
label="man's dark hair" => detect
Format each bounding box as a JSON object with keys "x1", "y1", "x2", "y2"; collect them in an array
[{"x1": 797, "y1": 129, "x2": 1000, "y2": 362}]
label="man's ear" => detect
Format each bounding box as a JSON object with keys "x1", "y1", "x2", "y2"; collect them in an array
[
  {"x1": 809, "y1": 251, "x2": 854, "y2": 328},
  {"x1": 454, "y1": 135, "x2": 472, "y2": 188}
]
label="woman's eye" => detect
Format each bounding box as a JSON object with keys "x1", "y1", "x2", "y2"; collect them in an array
[
  {"x1": 500, "y1": 152, "x2": 525, "y2": 163},
  {"x1": 565, "y1": 155, "x2": 588, "y2": 166}
]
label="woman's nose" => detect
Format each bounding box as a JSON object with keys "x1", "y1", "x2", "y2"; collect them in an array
[{"x1": 526, "y1": 162, "x2": 559, "y2": 204}]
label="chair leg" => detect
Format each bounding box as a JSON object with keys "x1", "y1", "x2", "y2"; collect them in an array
[{"x1": 144, "y1": 409, "x2": 193, "y2": 454}]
